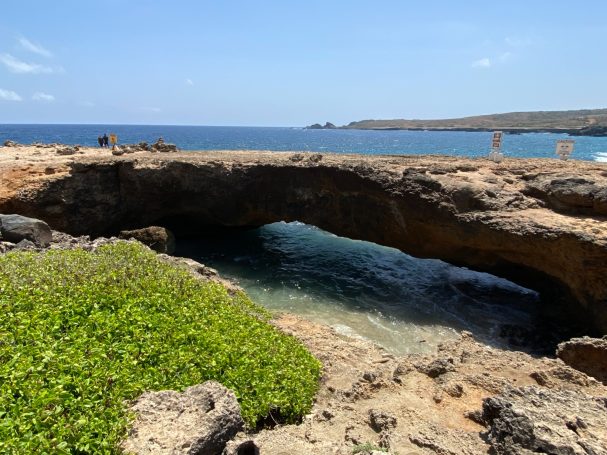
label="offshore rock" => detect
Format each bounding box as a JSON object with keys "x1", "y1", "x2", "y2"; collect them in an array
[
  {"x1": 557, "y1": 336, "x2": 607, "y2": 384},
  {"x1": 1, "y1": 149, "x2": 607, "y2": 332},
  {"x1": 0, "y1": 214, "x2": 52, "y2": 247},
  {"x1": 122, "y1": 381, "x2": 244, "y2": 455},
  {"x1": 482, "y1": 386, "x2": 607, "y2": 454}
]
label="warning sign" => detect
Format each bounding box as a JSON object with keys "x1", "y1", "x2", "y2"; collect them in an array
[
  {"x1": 555, "y1": 140, "x2": 574, "y2": 160},
  {"x1": 109, "y1": 134, "x2": 117, "y2": 145}
]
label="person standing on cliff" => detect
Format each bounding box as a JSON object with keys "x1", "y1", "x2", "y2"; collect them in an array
[
  {"x1": 97, "y1": 136, "x2": 103, "y2": 147},
  {"x1": 102, "y1": 134, "x2": 109, "y2": 148}
]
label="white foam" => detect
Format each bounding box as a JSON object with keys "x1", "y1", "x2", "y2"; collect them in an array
[{"x1": 594, "y1": 152, "x2": 607, "y2": 162}]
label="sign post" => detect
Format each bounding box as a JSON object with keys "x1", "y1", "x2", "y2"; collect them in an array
[
  {"x1": 555, "y1": 139, "x2": 574, "y2": 160},
  {"x1": 109, "y1": 134, "x2": 118, "y2": 151},
  {"x1": 488, "y1": 131, "x2": 504, "y2": 163}
]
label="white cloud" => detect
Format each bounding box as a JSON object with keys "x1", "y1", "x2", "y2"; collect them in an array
[
  {"x1": 0, "y1": 53, "x2": 57, "y2": 74},
  {"x1": 0, "y1": 88, "x2": 22, "y2": 101},
  {"x1": 18, "y1": 37, "x2": 53, "y2": 58},
  {"x1": 186, "y1": 78, "x2": 194, "y2": 86},
  {"x1": 471, "y1": 58, "x2": 491, "y2": 68},
  {"x1": 32, "y1": 91, "x2": 55, "y2": 102}
]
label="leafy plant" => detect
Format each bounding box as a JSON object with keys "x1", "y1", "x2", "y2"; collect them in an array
[{"x1": 0, "y1": 242, "x2": 321, "y2": 453}]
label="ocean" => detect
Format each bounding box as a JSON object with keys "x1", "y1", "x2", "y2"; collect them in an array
[
  {"x1": 2, "y1": 124, "x2": 597, "y2": 353},
  {"x1": 2, "y1": 124, "x2": 607, "y2": 162}
]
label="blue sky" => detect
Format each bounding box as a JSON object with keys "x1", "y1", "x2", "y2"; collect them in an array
[{"x1": 1, "y1": 0, "x2": 606, "y2": 126}]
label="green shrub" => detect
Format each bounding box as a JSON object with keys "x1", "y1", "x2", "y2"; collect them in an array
[{"x1": 0, "y1": 242, "x2": 321, "y2": 454}]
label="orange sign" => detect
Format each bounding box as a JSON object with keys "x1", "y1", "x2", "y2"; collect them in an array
[{"x1": 109, "y1": 134, "x2": 117, "y2": 145}]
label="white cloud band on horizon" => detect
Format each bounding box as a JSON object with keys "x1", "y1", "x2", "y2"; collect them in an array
[
  {"x1": 471, "y1": 57, "x2": 491, "y2": 68},
  {"x1": 18, "y1": 37, "x2": 53, "y2": 58},
  {"x1": 0, "y1": 88, "x2": 22, "y2": 101},
  {"x1": 32, "y1": 91, "x2": 55, "y2": 102},
  {"x1": 0, "y1": 53, "x2": 60, "y2": 74}
]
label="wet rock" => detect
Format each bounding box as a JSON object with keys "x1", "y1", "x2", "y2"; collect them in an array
[
  {"x1": 2, "y1": 140, "x2": 19, "y2": 147},
  {"x1": 482, "y1": 386, "x2": 607, "y2": 455},
  {"x1": 122, "y1": 381, "x2": 244, "y2": 455},
  {"x1": 0, "y1": 214, "x2": 52, "y2": 247},
  {"x1": 557, "y1": 336, "x2": 607, "y2": 384},
  {"x1": 119, "y1": 226, "x2": 175, "y2": 254}
]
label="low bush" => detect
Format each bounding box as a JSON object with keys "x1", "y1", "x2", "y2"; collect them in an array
[{"x1": 0, "y1": 242, "x2": 321, "y2": 453}]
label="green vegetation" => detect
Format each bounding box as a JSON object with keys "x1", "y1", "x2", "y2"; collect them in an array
[{"x1": 0, "y1": 242, "x2": 321, "y2": 454}]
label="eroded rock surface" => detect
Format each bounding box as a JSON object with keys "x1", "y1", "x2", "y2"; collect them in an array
[
  {"x1": 1, "y1": 146, "x2": 606, "y2": 332},
  {"x1": 121, "y1": 381, "x2": 244, "y2": 455},
  {"x1": 557, "y1": 337, "x2": 607, "y2": 384},
  {"x1": 482, "y1": 386, "x2": 607, "y2": 455},
  {"x1": 119, "y1": 225, "x2": 176, "y2": 254}
]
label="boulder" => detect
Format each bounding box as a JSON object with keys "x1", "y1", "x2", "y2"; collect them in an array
[
  {"x1": 557, "y1": 336, "x2": 607, "y2": 384},
  {"x1": 482, "y1": 386, "x2": 607, "y2": 454},
  {"x1": 119, "y1": 226, "x2": 176, "y2": 254},
  {"x1": 122, "y1": 381, "x2": 244, "y2": 455},
  {"x1": 151, "y1": 138, "x2": 179, "y2": 153},
  {"x1": 0, "y1": 214, "x2": 52, "y2": 247},
  {"x1": 2, "y1": 140, "x2": 19, "y2": 147}
]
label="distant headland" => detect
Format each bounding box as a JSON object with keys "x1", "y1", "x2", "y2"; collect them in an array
[{"x1": 307, "y1": 108, "x2": 607, "y2": 136}]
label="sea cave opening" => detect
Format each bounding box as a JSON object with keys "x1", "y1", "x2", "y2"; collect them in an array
[{"x1": 158, "y1": 218, "x2": 579, "y2": 356}]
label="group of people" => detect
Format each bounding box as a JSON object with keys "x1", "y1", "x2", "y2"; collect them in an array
[{"x1": 97, "y1": 134, "x2": 109, "y2": 148}]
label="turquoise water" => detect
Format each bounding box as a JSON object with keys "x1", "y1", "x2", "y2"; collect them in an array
[
  {"x1": 179, "y1": 222, "x2": 553, "y2": 355},
  {"x1": 2, "y1": 124, "x2": 607, "y2": 161}
]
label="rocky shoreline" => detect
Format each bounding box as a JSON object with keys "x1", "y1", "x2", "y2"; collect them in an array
[
  {"x1": 1, "y1": 142, "x2": 607, "y2": 454},
  {"x1": 2, "y1": 214, "x2": 607, "y2": 454}
]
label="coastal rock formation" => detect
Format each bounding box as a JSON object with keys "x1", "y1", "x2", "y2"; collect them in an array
[
  {"x1": 122, "y1": 381, "x2": 244, "y2": 455},
  {"x1": 119, "y1": 226, "x2": 176, "y2": 254},
  {"x1": 1, "y1": 147, "x2": 606, "y2": 332},
  {"x1": 482, "y1": 386, "x2": 607, "y2": 454},
  {"x1": 0, "y1": 214, "x2": 52, "y2": 247},
  {"x1": 557, "y1": 337, "x2": 607, "y2": 384}
]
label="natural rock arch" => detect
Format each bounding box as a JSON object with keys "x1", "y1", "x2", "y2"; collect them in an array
[{"x1": 3, "y1": 151, "x2": 607, "y2": 333}]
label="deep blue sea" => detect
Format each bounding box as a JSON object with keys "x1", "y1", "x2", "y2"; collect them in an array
[
  {"x1": 2, "y1": 124, "x2": 607, "y2": 161},
  {"x1": 2, "y1": 124, "x2": 595, "y2": 353}
]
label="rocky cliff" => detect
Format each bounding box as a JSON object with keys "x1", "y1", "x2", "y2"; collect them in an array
[{"x1": 1, "y1": 145, "x2": 606, "y2": 333}]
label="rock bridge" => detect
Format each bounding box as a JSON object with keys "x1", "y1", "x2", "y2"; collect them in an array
[{"x1": 2, "y1": 149, "x2": 606, "y2": 333}]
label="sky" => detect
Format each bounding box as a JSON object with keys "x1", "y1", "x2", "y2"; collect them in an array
[{"x1": 1, "y1": 0, "x2": 606, "y2": 126}]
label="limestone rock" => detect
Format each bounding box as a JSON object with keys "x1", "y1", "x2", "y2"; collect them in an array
[
  {"x1": 557, "y1": 337, "x2": 607, "y2": 384},
  {"x1": 0, "y1": 214, "x2": 52, "y2": 247},
  {"x1": 56, "y1": 146, "x2": 79, "y2": 155},
  {"x1": 151, "y1": 138, "x2": 179, "y2": 153},
  {"x1": 482, "y1": 386, "x2": 607, "y2": 454},
  {"x1": 119, "y1": 226, "x2": 175, "y2": 254},
  {"x1": 122, "y1": 381, "x2": 244, "y2": 455},
  {"x1": 417, "y1": 358, "x2": 455, "y2": 378},
  {"x1": 2, "y1": 140, "x2": 20, "y2": 147}
]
